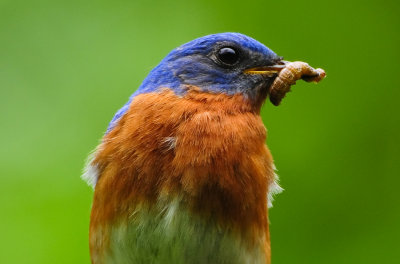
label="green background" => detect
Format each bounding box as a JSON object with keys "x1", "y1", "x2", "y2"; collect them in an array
[{"x1": 1, "y1": 0, "x2": 399, "y2": 263}]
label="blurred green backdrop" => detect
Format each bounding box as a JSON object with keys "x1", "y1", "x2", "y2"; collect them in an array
[{"x1": 1, "y1": 0, "x2": 399, "y2": 263}]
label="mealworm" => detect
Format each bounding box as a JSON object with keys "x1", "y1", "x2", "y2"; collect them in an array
[{"x1": 269, "y1": 61, "x2": 326, "y2": 106}]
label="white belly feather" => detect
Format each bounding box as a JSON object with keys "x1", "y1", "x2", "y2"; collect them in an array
[{"x1": 101, "y1": 199, "x2": 267, "y2": 264}]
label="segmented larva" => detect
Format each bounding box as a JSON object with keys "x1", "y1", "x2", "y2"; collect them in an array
[{"x1": 269, "y1": 61, "x2": 326, "y2": 106}]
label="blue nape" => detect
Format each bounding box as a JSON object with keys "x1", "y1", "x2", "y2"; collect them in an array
[{"x1": 106, "y1": 32, "x2": 278, "y2": 133}]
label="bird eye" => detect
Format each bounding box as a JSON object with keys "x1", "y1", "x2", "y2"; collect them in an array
[{"x1": 217, "y1": 47, "x2": 240, "y2": 66}]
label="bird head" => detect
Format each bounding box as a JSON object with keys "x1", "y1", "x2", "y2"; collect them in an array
[
  {"x1": 107, "y1": 33, "x2": 287, "y2": 132},
  {"x1": 138, "y1": 32, "x2": 284, "y2": 104}
]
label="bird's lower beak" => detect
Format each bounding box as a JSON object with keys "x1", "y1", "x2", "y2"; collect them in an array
[{"x1": 244, "y1": 61, "x2": 287, "y2": 76}]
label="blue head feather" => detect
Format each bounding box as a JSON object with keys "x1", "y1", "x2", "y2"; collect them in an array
[{"x1": 107, "y1": 33, "x2": 280, "y2": 133}]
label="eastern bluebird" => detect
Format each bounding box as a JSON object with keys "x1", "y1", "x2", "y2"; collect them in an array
[{"x1": 83, "y1": 33, "x2": 325, "y2": 264}]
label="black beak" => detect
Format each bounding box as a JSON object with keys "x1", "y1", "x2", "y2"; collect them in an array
[{"x1": 244, "y1": 60, "x2": 287, "y2": 76}]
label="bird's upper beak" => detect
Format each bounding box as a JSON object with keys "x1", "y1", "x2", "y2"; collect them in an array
[{"x1": 244, "y1": 61, "x2": 287, "y2": 77}]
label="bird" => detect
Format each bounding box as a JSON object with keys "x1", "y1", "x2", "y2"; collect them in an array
[{"x1": 83, "y1": 32, "x2": 325, "y2": 264}]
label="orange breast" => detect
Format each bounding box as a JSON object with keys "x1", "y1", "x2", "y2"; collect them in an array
[{"x1": 89, "y1": 88, "x2": 275, "y2": 263}]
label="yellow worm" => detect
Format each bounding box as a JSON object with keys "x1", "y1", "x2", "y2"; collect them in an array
[{"x1": 269, "y1": 61, "x2": 326, "y2": 106}]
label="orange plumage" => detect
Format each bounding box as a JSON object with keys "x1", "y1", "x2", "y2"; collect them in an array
[{"x1": 89, "y1": 88, "x2": 275, "y2": 262}]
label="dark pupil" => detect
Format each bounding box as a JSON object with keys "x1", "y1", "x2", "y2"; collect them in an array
[{"x1": 218, "y1": 47, "x2": 238, "y2": 65}]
